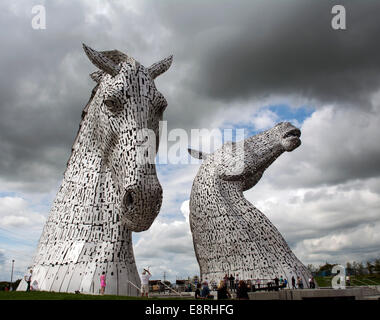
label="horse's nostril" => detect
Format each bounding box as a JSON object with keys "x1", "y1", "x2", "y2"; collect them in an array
[{"x1": 125, "y1": 192, "x2": 134, "y2": 207}]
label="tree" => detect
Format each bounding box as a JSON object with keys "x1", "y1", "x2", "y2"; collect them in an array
[
  {"x1": 346, "y1": 262, "x2": 353, "y2": 275},
  {"x1": 358, "y1": 262, "x2": 365, "y2": 275},
  {"x1": 366, "y1": 261, "x2": 374, "y2": 274},
  {"x1": 317, "y1": 262, "x2": 336, "y2": 276},
  {"x1": 374, "y1": 259, "x2": 380, "y2": 273},
  {"x1": 307, "y1": 264, "x2": 317, "y2": 274},
  {"x1": 352, "y1": 261, "x2": 360, "y2": 275}
]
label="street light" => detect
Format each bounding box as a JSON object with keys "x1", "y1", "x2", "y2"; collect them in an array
[{"x1": 10, "y1": 260, "x2": 15, "y2": 291}]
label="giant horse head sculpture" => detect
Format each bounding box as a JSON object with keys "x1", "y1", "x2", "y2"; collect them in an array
[
  {"x1": 83, "y1": 44, "x2": 172, "y2": 232},
  {"x1": 187, "y1": 122, "x2": 311, "y2": 283},
  {"x1": 17, "y1": 45, "x2": 173, "y2": 295}
]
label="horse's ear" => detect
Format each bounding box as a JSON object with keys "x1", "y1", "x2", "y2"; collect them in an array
[
  {"x1": 83, "y1": 43, "x2": 120, "y2": 77},
  {"x1": 147, "y1": 55, "x2": 173, "y2": 79},
  {"x1": 90, "y1": 70, "x2": 105, "y2": 83},
  {"x1": 188, "y1": 148, "x2": 209, "y2": 160}
]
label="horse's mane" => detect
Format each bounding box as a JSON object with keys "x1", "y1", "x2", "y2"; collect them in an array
[
  {"x1": 65, "y1": 83, "x2": 99, "y2": 169},
  {"x1": 65, "y1": 49, "x2": 134, "y2": 170}
]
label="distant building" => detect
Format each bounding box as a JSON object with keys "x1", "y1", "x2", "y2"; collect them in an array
[{"x1": 148, "y1": 280, "x2": 171, "y2": 293}]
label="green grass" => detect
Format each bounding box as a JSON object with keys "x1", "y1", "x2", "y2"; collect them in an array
[
  {"x1": 314, "y1": 276, "x2": 333, "y2": 287},
  {"x1": 0, "y1": 291, "x2": 190, "y2": 300},
  {"x1": 315, "y1": 274, "x2": 380, "y2": 288}
]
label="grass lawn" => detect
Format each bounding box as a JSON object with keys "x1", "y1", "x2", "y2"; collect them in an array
[
  {"x1": 314, "y1": 276, "x2": 333, "y2": 287},
  {"x1": 315, "y1": 274, "x2": 380, "y2": 287},
  {"x1": 0, "y1": 291, "x2": 189, "y2": 300}
]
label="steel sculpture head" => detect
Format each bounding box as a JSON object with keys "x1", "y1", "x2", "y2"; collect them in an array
[
  {"x1": 83, "y1": 44, "x2": 173, "y2": 232},
  {"x1": 189, "y1": 122, "x2": 301, "y2": 192}
]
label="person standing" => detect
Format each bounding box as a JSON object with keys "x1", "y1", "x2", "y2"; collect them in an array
[
  {"x1": 228, "y1": 274, "x2": 235, "y2": 291},
  {"x1": 273, "y1": 276, "x2": 280, "y2": 291},
  {"x1": 195, "y1": 283, "x2": 202, "y2": 299},
  {"x1": 235, "y1": 274, "x2": 239, "y2": 291},
  {"x1": 201, "y1": 281, "x2": 212, "y2": 299},
  {"x1": 310, "y1": 277, "x2": 315, "y2": 289},
  {"x1": 217, "y1": 280, "x2": 231, "y2": 300},
  {"x1": 211, "y1": 279, "x2": 217, "y2": 291},
  {"x1": 300, "y1": 277, "x2": 304, "y2": 289},
  {"x1": 291, "y1": 276, "x2": 296, "y2": 289},
  {"x1": 100, "y1": 272, "x2": 106, "y2": 295},
  {"x1": 236, "y1": 280, "x2": 249, "y2": 300},
  {"x1": 247, "y1": 279, "x2": 253, "y2": 292},
  {"x1": 256, "y1": 278, "x2": 261, "y2": 289},
  {"x1": 297, "y1": 276, "x2": 303, "y2": 289},
  {"x1": 346, "y1": 275, "x2": 351, "y2": 286},
  {"x1": 24, "y1": 270, "x2": 32, "y2": 292},
  {"x1": 223, "y1": 274, "x2": 229, "y2": 288},
  {"x1": 141, "y1": 268, "x2": 151, "y2": 297}
]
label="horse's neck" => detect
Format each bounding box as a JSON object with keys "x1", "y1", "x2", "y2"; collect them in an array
[
  {"x1": 49, "y1": 109, "x2": 114, "y2": 223},
  {"x1": 193, "y1": 173, "x2": 259, "y2": 222}
]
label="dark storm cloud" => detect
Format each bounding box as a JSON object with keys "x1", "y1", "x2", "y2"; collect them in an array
[
  {"x1": 0, "y1": 0, "x2": 179, "y2": 192},
  {"x1": 1, "y1": 0, "x2": 380, "y2": 193},
  {"x1": 0, "y1": 1, "x2": 94, "y2": 191},
  {"x1": 0, "y1": 0, "x2": 157, "y2": 192},
  {"x1": 149, "y1": 0, "x2": 380, "y2": 106},
  {"x1": 2, "y1": 0, "x2": 380, "y2": 279}
]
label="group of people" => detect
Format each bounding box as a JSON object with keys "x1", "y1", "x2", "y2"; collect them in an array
[
  {"x1": 100, "y1": 268, "x2": 152, "y2": 297},
  {"x1": 23, "y1": 267, "x2": 315, "y2": 297},
  {"x1": 223, "y1": 274, "x2": 241, "y2": 292},
  {"x1": 22, "y1": 269, "x2": 41, "y2": 292},
  {"x1": 290, "y1": 275, "x2": 316, "y2": 289},
  {"x1": 198, "y1": 274, "x2": 317, "y2": 296},
  {"x1": 194, "y1": 279, "x2": 250, "y2": 300},
  {"x1": 2, "y1": 284, "x2": 11, "y2": 291}
]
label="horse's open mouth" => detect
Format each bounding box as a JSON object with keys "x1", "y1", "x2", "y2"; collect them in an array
[{"x1": 283, "y1": 128, "x2": 301, "y2": 139}]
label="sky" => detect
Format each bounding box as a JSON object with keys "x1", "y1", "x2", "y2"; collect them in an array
[{"x1": 0, "y1": 0, "x2": 380, "y2": 283}]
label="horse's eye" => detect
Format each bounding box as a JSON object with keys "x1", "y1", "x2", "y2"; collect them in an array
[
  {"x1": 104, "y1": 99, "x2": 124, "y2": 112},
  {"x1": 104, "y1": 99, "x2": 116, "y2": 109}
]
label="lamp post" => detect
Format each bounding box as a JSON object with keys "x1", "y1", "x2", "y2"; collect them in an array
[{"x1": 10, "y1": 260, "x2": 15, "y2": 291}]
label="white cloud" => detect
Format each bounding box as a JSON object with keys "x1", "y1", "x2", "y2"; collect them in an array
[
  {"x1": 134, "y1": 102, "x2": 380, "y2": 277},
  {"x1": 263, "y1": 105, "x2": 380, "y2": 189},
  {"x1": 242, "y1": 104, "x2": 380, "y2": 267},
  {"x1": 251, "y1": 109, "x2": 279, "y2": 130},
  {"x1": 0, "y1": 196, "x2": 48, "y2": 280},
  {"x1": 180, "y1": 200, "x2": 190, "y2": 223},
  {"x1": 133, "y1": 200, "x2": 198, "y2": 281},
  {"x1": 3, "y1": 103, "x2": 380, "y2": 283},
  {"x1": 0, "y1": 216, "x2": 31, "y2": 228},
  {"x1": 0, "y1": 196, "x2": 46, "y2": 228},
  {"x1": 157, "y1": 165, "x2": 199, "y2": 218}
]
